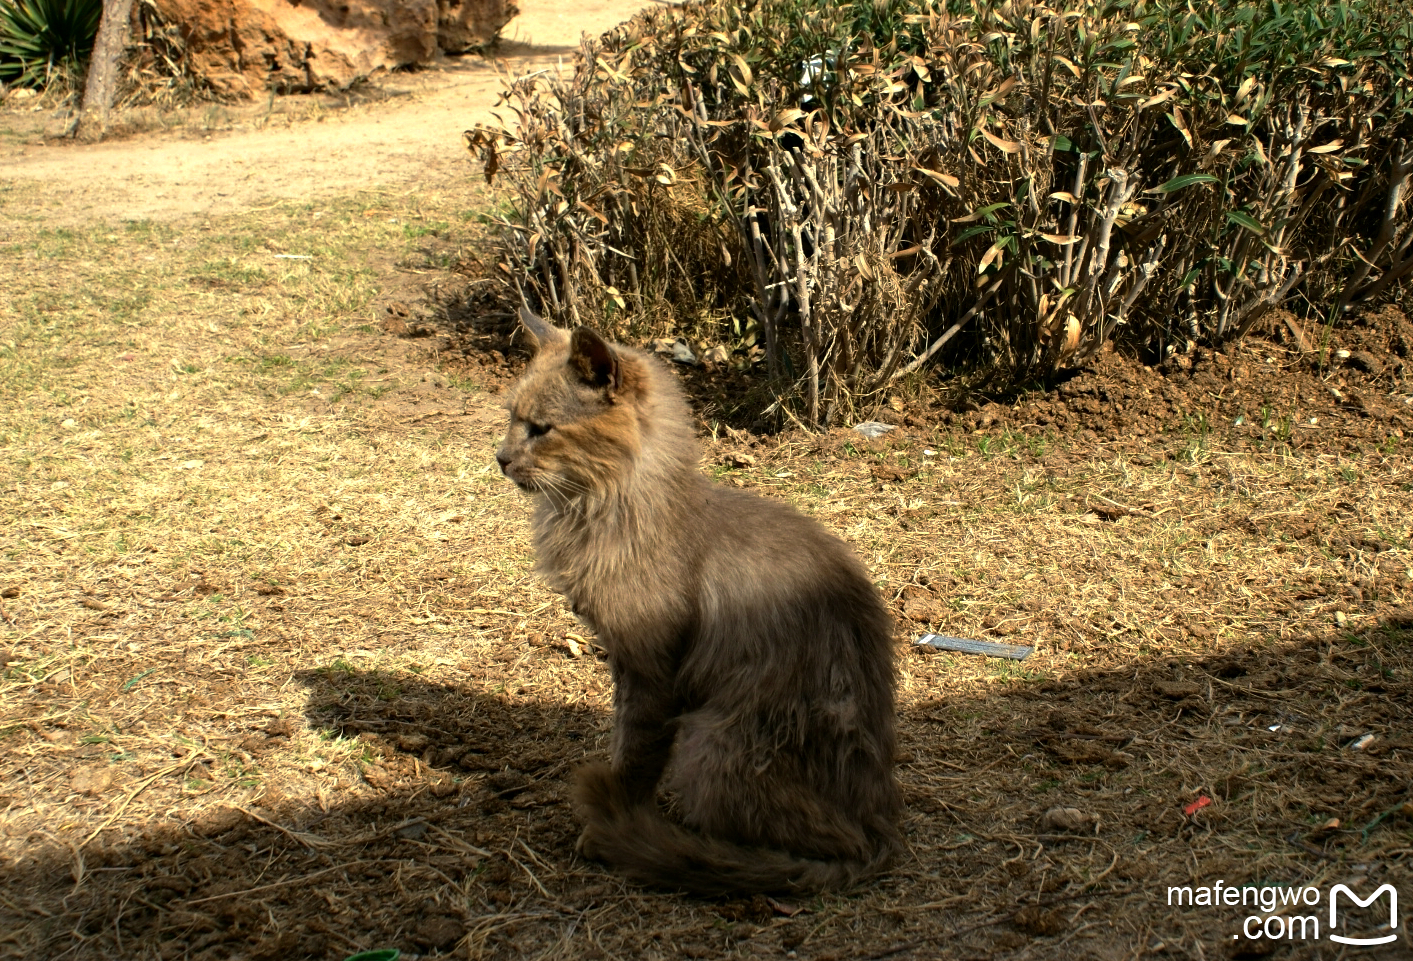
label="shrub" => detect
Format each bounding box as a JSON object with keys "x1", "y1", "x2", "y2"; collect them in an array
[
  {"x1": 0, "y1": 0, "x2": 103, "y2": 88},
  {"x1": 469, "y1": 0, "x2": 1413, "y2": 426}
]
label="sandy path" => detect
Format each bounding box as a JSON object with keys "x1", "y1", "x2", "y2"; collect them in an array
[{"x1": 0, "y1": 0, "x2": 653, "y2": 224}]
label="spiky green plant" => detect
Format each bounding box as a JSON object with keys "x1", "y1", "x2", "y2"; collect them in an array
[{"x1": 0, "y1": 0, "x2": 103, "y2": 88}]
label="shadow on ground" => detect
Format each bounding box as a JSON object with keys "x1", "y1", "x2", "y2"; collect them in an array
[{"x1": 4, "y1": 621, "x2": 1411, "y2": 960}]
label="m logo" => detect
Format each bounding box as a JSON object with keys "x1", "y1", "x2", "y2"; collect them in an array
[{"x1": 1329, "y1": 884, "x2": 1399, "y2": 946}]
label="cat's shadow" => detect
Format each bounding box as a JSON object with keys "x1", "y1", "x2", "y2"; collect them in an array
[{"x1": 294, "y1": 665, "x2": 608, "y2": 812}]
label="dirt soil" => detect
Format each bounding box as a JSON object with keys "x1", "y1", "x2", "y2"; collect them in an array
[
  {"x1": 0, "y1": 0, "x2": 637, "y2": 225},
  {"x1": 3, "y1": 2, "x2": 1413, "y2": 959}
]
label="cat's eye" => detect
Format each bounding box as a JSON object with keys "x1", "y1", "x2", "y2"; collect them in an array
[{"x1": 526, "y1": 422, "x2": 553, "y2": 438}]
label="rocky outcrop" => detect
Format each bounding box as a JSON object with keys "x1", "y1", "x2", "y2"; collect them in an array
[{"x1": 151, "y1": 0, "x2": 517, "y2": 98}]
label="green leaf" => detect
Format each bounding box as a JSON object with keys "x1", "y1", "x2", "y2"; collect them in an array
[
  {"x1": 1158, "y1": 173, "x2": 1219, "y2": 193},
  {"x1": 951, "y1": 224, "x2": 995, "y2": 246},
  {"x1": 1225, "y1": 210, "x2": 1267, "y2": 234},
  {"x1": 123, "y1": 668, "x2": 159, "y2": 692}
]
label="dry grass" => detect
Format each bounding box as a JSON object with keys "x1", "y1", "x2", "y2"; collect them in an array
[
  {"x1": 0, "y1": 81, "x2": 414, "y2": 147},
  {"x1": 1, "y1": 175, "x2": 1411, "y2": 960}
]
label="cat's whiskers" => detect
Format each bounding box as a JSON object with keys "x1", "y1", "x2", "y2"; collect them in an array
[{"x1": 536, "y1": 473, "x2": 598, "y2": 517}]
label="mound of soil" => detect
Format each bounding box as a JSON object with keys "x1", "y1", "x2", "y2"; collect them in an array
[{"x1": 955, "y1": 306, "x2": 1413, "y2": 456}]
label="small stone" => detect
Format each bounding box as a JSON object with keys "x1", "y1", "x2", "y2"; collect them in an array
[
  {"x1": 701, "y1": 345, "x2": 730, "y2": 365},
  {"x1": 670, "y1": 340, "x2": 698, "y2": 365},
  {"x1": 1153, "y1": 679, "x2": 1201, "y2": 698},
  {"x1": 853, "y1": 421, "x2": 895, "y2": 439},
  {"x1": 415, "y1": 916, "x2": 464, "y2": 950},
  {"x1": 70, "y1": 765, "x2": 113, "y2": 797},
  {"x1": 1040, "y1": 806, "x2": 1098, "y2": 833}
]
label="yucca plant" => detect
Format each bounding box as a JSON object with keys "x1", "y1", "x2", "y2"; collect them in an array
[
  {"x1": 0, "y1": 0, "x2": 103, "y2": 88},
  {"x1": 469, "y1": 0, "x2": 1413, "y2": 427}
]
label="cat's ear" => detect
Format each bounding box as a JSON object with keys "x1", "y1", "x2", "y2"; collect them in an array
[
  {"x1": 519, "y1": 305, "x2": 568, "y2": 351},
  {"x1": 569, "y1": 327, "x2": 621, "y2": 394}
]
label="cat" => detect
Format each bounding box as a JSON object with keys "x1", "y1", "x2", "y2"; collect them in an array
[{"x1": 495, "y1": 307, "x2": 901, "y2": 895}]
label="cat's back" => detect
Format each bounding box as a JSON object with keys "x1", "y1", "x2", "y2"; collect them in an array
[
  {"x1": 700, "y1": 483, "x2": 850, "y2": 557},
  {"x1": 694, "y1": 482, "x2": 886, "y2": 621}
]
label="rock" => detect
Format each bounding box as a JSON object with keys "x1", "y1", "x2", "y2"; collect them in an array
[
  {"x1": 701, "y1": 345, "x2": 730, "y2": 366},
  {"x1": 151, "y1": 0, "x2": 518, "y2": 97},
  {"x1": 415, "y1": 916, "x2": 464, "y2": 950},
  {"x1": 902, "y1": 596, "x2": 938, "y2": 623},
  {"x1": 70, "y1": 765, "x2": 114, "y2": 797},
  {"x1": 650, "y1": 337, "x2": 698, "y2": 365},
  {"x1": 1039, "y1": 805, "x2": 1098, "y2": 833},
  {"x1": 1153, "y1": 679, "x2": 1201, "y2": 699},
  {"x1": 852, "y1": 421, "x2": 895, "y2": 439},
  {"x1": 394, "y1": 819, "x2": 429, "y2": 839}
]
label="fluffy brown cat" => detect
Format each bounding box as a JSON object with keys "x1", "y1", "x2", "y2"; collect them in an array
[{"x1": 495, "y1": 308, "x2": 901, "y2": 895}]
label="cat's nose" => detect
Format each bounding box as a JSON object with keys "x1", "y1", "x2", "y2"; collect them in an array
[{"x1": 495, "y1": 452, "x2": 511, "y2": 474}]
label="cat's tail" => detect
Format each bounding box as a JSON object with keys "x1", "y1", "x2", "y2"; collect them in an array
[{"x1": 572, "y1": 763, "x2": 894, "y2": 896}]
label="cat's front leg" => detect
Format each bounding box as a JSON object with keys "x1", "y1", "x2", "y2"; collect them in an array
[{"x1": 608, "y1": 658, "x2": 677, "y2": 803}]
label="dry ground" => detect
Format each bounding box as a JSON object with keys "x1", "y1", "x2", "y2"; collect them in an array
[
  {"x1": 0, "y1": 0, "x2": 646, "y2": 224},
  {"x1": 3, "y1": 11, "x2": 1413, "y2": 959}
]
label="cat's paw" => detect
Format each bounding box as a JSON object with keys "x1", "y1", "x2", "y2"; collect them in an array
[{"x1": 575, "y1": 823, "x2": 605, "y2": 861}]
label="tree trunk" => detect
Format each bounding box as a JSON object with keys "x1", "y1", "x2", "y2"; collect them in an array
[{"x1": 72, "y1": 0, "x2": 135, "y2": 142}]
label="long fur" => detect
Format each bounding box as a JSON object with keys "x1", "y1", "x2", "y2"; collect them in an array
[
  {"x1": 496, "y1": 314, "x2": 902, "y2": 895},
  {"x1": 572, "y1": 762, "x2": 891, "y2": 896}
]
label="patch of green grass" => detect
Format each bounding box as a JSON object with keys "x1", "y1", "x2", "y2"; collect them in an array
[
  {"x1": 194, "y1": 258, "x2": 270, "y2": 287},
  {"x1": 402, "y1": 220, "x2": 450, "y2": 239}
]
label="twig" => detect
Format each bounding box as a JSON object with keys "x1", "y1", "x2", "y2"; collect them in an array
[
  {"x1": 862, "y1": 939, "x2": 927, "y2": 960},
  {"x1": 890, "y1": 266, "x2": 1014, "y2": 383},
  {"x1": 1087, "y1": 493, "x2": 1157, "y2": 519},
  {"x1": 224, "y1": 803, "x2": 334, "y2": 849},
  {"x1": 182, "y1": 859, "x2": 390, "y2": 904},
  {"x1": 427, "y1": 823, "x2": 492, "y2": 858},
  {"x1": 505, "y1": 847, "x2": 555, "y2": 901},
  {"x1": 79, "y1": 762, "x2": 187, "y2": 850}
]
